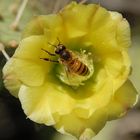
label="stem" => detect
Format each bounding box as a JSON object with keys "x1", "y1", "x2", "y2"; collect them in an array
[
  {"x1": 0, "y1": 43, "x2": 10, "y2": 61},
  {"x1": 11, "y1": 0, "x2": 28, "y2": 30}
]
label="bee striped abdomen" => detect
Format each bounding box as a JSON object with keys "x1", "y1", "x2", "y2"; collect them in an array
[{"x1": 68, "y1": 59, "x2": 89, "y2": 76}]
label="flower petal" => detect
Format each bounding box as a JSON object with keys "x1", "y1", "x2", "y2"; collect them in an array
[
  {"x1": 116, "y1": 18, "x2": 131, "y2": 48},
  {"x1": 3, "y1": 35, "x2": 55, "y2": 87},
  {"x1": 59, "y1": 2, "x2": 97, "y2": 38},
  {"x1": 14, "y1": 35, "x2": 46, "y2": 60},
  {"x1": 88, "y1": 8, "x2": 129, "y2": 53},
  {"x1": 75, "y1": 76, "x2": 113, "y2": 117},
  {"x1": 18, "y1": 83, "x2": 75, "y2": 125},
  {"x1": 3, "y1": 58, "x2": 46, "y2": 87},
  {"x1": 2, "y1": 58, "x2": 22, "y2": 97},
  {"x1": 104, "y1": 50, "x2": 131, "y2": 90},
  {"x1": 55, "y1": 108, "x2": 108, "y2": 138},
  {"x1": 22, "y1": 15, "x2": 62, "y2": 39},
  {"x1": 107, "y1": 80, "x2": 138, "y2": 120},
  {"x1": 64, "y1": 68, "x2": 113, "y2": 119}
]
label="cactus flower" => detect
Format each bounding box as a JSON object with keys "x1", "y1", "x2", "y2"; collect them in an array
[{"x1": 3, "y1": 2, "x2": 138, "y2": 139}]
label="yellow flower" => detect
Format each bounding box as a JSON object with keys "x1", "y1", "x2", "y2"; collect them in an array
[{"x1": 3, "y1": 2, "x2": 138, "y2": 139}]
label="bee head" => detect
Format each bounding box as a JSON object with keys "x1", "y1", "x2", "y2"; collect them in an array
[{"x1": 55, "y1": 44, "x2": 66, "y2": 54}]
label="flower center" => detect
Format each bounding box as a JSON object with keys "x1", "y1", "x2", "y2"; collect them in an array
[{"x1": 57, "y1": 50, "x2": 94, "y2": 87}]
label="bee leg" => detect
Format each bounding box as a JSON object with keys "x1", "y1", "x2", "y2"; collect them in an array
[
  {"x1": 40, "y1": 58, "x2": 59, "y2": 63},
  {"x1": 64, "y1": 66, "x2": 71, "y2": 84},
  {"x1": 41, "y1": 48, "x2": 56, "y2": 56}
]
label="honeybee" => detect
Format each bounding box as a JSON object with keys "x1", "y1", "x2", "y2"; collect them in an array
[{"x1": 40, "y1": 40, "x2": 90, "y2": 76}]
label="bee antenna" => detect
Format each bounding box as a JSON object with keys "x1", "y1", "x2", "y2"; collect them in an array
[
  {"x1": 57, "y1": 37, "x2": 61, "y2": 45},
  {"x1": 48, "y1": 42, "x2": 57, "y2": 48}
]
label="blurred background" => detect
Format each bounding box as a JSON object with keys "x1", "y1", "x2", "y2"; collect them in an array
[{"x1": 0, "y1": 0, "x2": 140, "y2": 140}]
